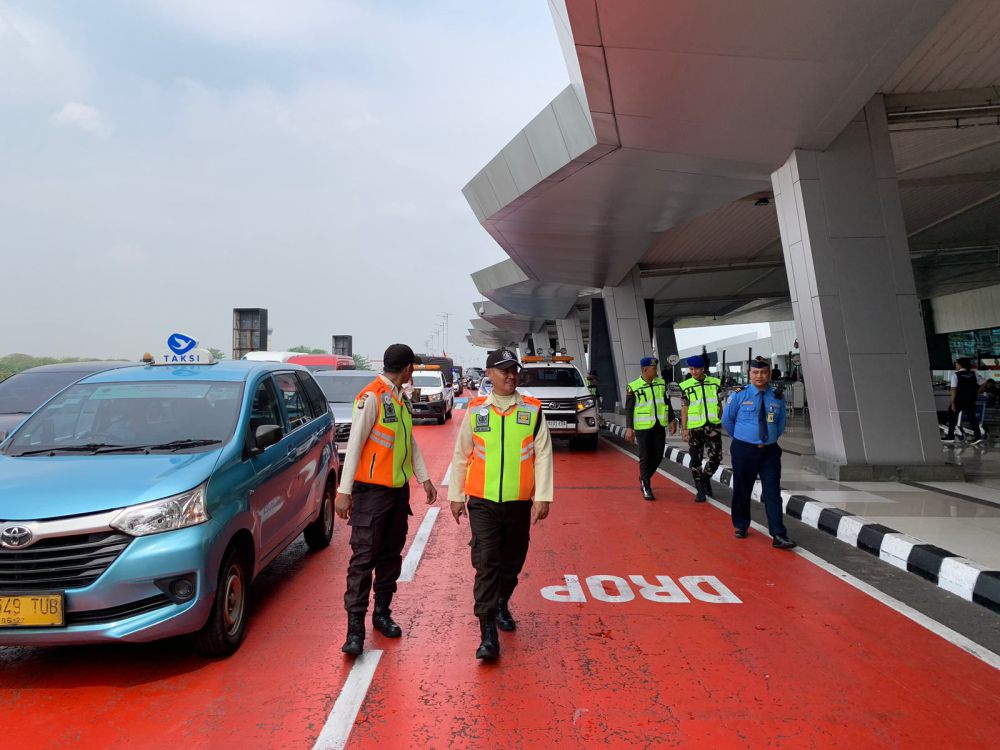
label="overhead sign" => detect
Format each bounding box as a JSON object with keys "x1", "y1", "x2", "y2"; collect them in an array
[{"x1": 154, "y1": 333, "x2": 215, "y2": 366}]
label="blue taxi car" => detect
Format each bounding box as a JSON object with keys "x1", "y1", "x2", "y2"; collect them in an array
[{"x1": 0, "y1": 347, "x2": 338, "y2": 656}]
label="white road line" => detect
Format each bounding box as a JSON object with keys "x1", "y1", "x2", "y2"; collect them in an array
[
  {"x1": 442, "y1": 461, "x2": 452, "y2": 487},
  {"x1": 398, "y1": 506, "x2": 440, "y2": 582},
  {"x1": 312, "y1": 649, "x2": 383, "y2": 750},
  {"x1": 603, "y1": 438, "x2": 1000, "y2": 671}
]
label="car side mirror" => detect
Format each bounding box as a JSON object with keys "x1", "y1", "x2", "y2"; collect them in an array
[{"x1": 251, "y1": 424, "x2": 283, "y2": 454}]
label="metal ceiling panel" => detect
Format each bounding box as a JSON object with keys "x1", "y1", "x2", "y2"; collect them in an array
[{"x1": 885, "y1": 0, "x2": 1000, "y2": 93}]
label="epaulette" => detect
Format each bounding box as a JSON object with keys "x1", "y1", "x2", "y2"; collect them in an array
[{"x1": 731, "y1": 386, "x2": 744, "y2": 394}]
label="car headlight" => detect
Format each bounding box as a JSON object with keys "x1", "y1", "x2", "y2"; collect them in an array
[
  {"x1": 428, "y1": 392, "x2": 442, "y2": 402},
  {"x1": 577, "y1": 397, "x2": 596, "y2": 412},
  {"x1": 110, "y1": 483, "x2": 210, "y2": 537}
]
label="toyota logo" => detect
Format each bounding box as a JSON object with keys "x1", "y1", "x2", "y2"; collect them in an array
[{"x1": 0, "y1": 526, "x2": 33, "y2": 549}]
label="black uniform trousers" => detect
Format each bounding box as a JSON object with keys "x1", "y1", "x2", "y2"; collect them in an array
[
  {"x1": 635, "y1": 423, "x2": 666, "y2": 484},
  {"x1": 730, "y1": 439, "x2": 787, "y2": 537},
  {"x1": 344, "y1": 480, "x2": 412, "y2": 614},
  {"x1": 945, "y1": 400, "x2": 981, "y2": 440},
  {"x1": 467, "y1": 497, "x2": 532, "y2": 617}
]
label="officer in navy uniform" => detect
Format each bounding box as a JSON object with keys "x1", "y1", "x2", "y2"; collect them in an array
[{"x1": 721, "y1": 359, "x2": 796, "y2": 549}]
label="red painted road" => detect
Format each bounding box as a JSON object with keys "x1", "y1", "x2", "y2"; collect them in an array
[{"x1": 2, "y1": 410, "x2": 999, "y2": 749}]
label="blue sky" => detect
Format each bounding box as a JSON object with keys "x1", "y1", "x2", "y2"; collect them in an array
[{"x1": 0, "y1": 0, "x2": 765, "y2": 364}]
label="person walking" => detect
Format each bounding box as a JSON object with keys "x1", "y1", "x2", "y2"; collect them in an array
[
  {"x1": 721, "y1": 358, "x2": 796, "y2": 549},
  {"x1": 678, "y1": 356, "x2": 722, "y2": 502},
  {"x1": 624, "y1": 356, "x2": 677, "y2": 501},
  {"x1": 449, "y1": 348, "x2": 553, "y2": 661},
  {"x1": 335, "y1": 343, "x2": 439, "y2": 656},
  {"x1": 942, "y1": 357, "x2": 987, "y2": 446}
]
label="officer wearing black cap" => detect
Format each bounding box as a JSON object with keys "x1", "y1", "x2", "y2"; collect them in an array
[
  {"x1": 624, "y1": 356, "x2": 677, "y2": 500},
  {"x1": 449, "y1": 348, "x2": 553, "y2": 661},
  {"x1": 335, "y1": 343, "x2": 439, "y2": 656},
  {"x1": 721, "y1": 359, "x2": 795, "y2": 549}
]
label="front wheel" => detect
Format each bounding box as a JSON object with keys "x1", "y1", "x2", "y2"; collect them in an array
[
  {"x1": 304, "y1": 481, "x2": 335, "y2": 550},
  {"x1": 436, "y1": 411, "x2": 446, "y2": 425},
  {"x1": 192, "y1": 545, "x2": 251, "y2": 657}
]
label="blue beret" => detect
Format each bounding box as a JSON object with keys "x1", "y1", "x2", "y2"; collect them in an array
[
  {"x1": 686, "y1": 356, "x2": 705, "y2": 368},
  {"x1": 640, "y1": 357, "x2": 658, "y2": 368}
]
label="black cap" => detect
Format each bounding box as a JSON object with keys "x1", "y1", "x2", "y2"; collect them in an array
[
  {"x1": 383, "y1": 343, "x2": 421, "y2": 372},
  {"x1": 748, "y1": 358, "x2": 770, "y2": 370},
  {"x1": 486, "y1": 348, "x2": 521, "y2": 370}
]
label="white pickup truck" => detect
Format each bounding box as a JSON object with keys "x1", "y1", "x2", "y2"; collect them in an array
[{"x1": 517, "y1": 357, "x2": 599, "y2": 450}]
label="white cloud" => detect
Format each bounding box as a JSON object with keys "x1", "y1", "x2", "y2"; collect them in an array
[
  {"x1": 0, "y1": 5, "x2": 89, "y2": 104},
  {"x1": 139, "y1": 0, "x2": 368, "y2": 46},
  {"x1": 50, "y1": 101, "x2": 110, "y2": 135}
]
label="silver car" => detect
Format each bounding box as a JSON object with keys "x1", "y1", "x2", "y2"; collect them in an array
[{"x1": 312, "y1": 370, "x2": 379, "y2": 458}]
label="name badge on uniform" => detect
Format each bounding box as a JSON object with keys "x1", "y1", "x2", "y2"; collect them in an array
[
  {"x1": 516, "y1": 411, "x2": 531, "y2": 426},
  {"x1": 382, "y1": 393, "x2": 398, "y2": 423},
  {"x1": 475, "y1": 408, "x2": 491, "y2": 432},
  {"x1": 767, "y1": 410, "x2": 775, "y2": 423}
]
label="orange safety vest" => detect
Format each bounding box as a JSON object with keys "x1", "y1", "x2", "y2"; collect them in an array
[
  {"x1": 464, "y1": 394, "x2": 541, "y2": 502},
  {"x1": 353, "y1": 378, "x2": 413, "y2": 488}
]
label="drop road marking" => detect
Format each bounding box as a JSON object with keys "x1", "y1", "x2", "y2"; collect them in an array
[
  {"x1": 398, "y1": 507, "x2": 440, "y2": 583},
  {"x1": 603, "y1": 438, "x2": 1000, "y2": 671},
  {"x1": 312, "y1": 649, "x2": 383, "y2": 750},
  {"x1": 442, "y1": 460, "x2": 452, "y2": 486}
]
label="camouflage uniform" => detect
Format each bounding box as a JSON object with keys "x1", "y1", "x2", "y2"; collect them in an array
[{"x1": 687, "y1": 426, "x2": 722, "y2": 487}]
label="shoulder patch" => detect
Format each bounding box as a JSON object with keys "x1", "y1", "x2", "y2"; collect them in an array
[
  {"x1": 356, "y1": 392, "x2": 370, "y2": 408},
  {"x1": 732, "y1": 386, "x2": 744, "y2": 394}
]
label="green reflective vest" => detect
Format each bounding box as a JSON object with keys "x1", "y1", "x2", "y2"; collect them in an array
[
  {"x1": 464, "y1": 395, "x2": 542, "y2": 502},
  {"x1": 628, "y1": 376, "x2": 669, "y2": 430},
  {"x1": 679, "y1": 375, "x2": 722, "y2": 428}
]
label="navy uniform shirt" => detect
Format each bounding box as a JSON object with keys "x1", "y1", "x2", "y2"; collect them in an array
[{"x1": 722, "y1": 385, "x2": 786, "y2": 445}]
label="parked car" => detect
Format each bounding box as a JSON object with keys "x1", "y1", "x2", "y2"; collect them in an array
[
  {"x1": 0, "y1": 361, "x2": 142, "y2": 442},
  {"x1": 312, "y1": 370, "x2": 379, "y2": 458},
  {"x1": 0, "y1": 354, "x2": 337, "y2": 656},
  {"x1": 411, "y1": 365, "x2": 454, "y2": 424}
]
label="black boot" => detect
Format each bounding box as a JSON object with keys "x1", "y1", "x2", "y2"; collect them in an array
[
  {"x1": 496, "y1": 599, "x2": 516, "y2": 632},
  {"x1": 640, "y1": 480, "x2": 655, "y2": 501},
  {"x1": 702, "y1": 473, "x2": 714, "y2": 498},
  {"x1": 372, "y1": 595, "x2": 402, "y2": 638},
  {"x1": 342, "y1": 612, "x2": 365, "y2": 656},
  {"x1": 694, "y1": 473, "x2": 706, "y2": 502},
  {"x1": 475, "y1": 616, "x2": 499, "y2": 660}
]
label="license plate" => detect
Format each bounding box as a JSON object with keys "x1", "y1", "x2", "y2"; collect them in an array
[
  {"x1": 0, "y1": 593, "x2": 65, "y2": 627},
  {"x1": 547, "y1": 420, "x2": 569, "y2": 430}
]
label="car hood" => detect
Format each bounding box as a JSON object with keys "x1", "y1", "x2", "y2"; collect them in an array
[
  {"x1": 518, "y1": 387, "x2": 588, "y2": 402},
  {"x1": 0, "y1": 451, "x2": 223, "y2": 521},
  {"x1": 329, "y1": 402, "x2": 353, "y2": 425}
]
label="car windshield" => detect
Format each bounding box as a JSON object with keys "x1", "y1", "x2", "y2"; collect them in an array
[
  {"x1": 517, "y1": 367, "x2": 585, "y2": 388},
  {"x1": 316, "y1": 374, "x2": 378, "y2": 402},
  {"x1": 412, "y1": 374, "x2": 443, "y2": 388},
  {"x1": 5, "y1": 381, "x2": 244, "y2": 455},
  {"x1": 0, "y1": 371, "x2": 92, "y2": 414}
]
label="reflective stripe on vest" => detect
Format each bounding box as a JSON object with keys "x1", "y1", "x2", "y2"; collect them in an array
[
  {"x1": 464, "y1": 395, "x2": 541, "y2": 502},
  {"x1": 353, "y1": 378, "x2": 413, "y2": 488},
  {"x1": 679, "y1": 376, "x2": 722, "y2": 428},
  {"x1": 628, "y1": 377, "x2": 669, "y2": 430}
]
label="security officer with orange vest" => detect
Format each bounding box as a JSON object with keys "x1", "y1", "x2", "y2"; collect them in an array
[
  {"x1": 624, "y1": 357, "x2": 677, "y2": 500},
  {"x1": 449, "y1": 348, "x2": 554, "y2": 661},
  {"x1": 679, "y1": 355, "x2": 723, "y2": 502},
  {"x1": 335, "y1": 344, "x2": 439, "y2": 656}
]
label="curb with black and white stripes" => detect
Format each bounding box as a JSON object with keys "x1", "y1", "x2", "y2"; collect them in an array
[{"x1": 603, "y1": 424, "x2": 1000, "y2": 614}]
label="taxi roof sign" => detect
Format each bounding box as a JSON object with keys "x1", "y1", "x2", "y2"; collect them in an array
[{"x1": 151, "y1": 333, "x2": 216, "y2": 366}]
